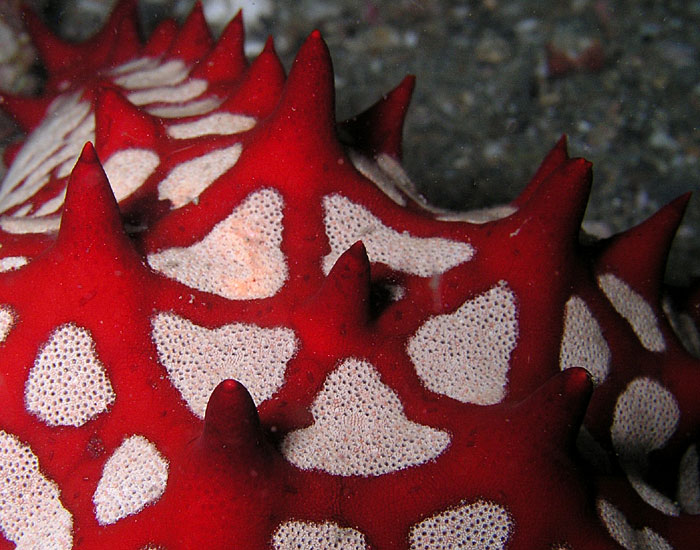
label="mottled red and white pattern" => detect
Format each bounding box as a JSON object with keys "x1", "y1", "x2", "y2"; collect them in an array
[{"x1": 0, "y1": 1, "x2": 698, "y2": 549}]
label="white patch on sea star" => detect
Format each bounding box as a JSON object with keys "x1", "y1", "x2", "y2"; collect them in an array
[
  {"x1": 151, "y1": 311, "x2": 296, "y2": 418},
  {"x1": 0, "y1": 256, "x2": 28, "y2": 272},
  {"x1": 24, "y1": 324, "x2": 116, "y2": 427},
  {"x1": 271, "y1": 520, "x2": 367, "y2": 550},
  {"x1": 281, "y1": 358, "x2": 450, "y2": 476},
  {"x1": 167, "y1": 113, "x2": 256, "y2": 139},
  {"x1": 559, "y1": 295, "x2": 610, "y2": 384},
  {"x1": 409, "y1": 500, "x2": 512, "y2": 550},
  {"x1": 146, "y1": 97, "x2": 223, "y2": 118},
  {"x1": 93, "y1": 435, "x2": 169, "y2": 525},
  {"x1": 0, "y1": 93, "x2": 93, "y2": 215},
  {"x1": 408, "y1": 281, "x2": 518, "y2": 405},
  {"x1": 611, "y1": 377, "x2": 679, "y2": 462},
  {"x1": 0, "y1": 430, "x2": 73, "y2": 548},
  {"x1": 322, "y1": 193, "x2": 473, "y2": 276},
  {"x1": 127, "y1": 79, "x2": 208, "y2": 106},
  {"x1": 148, "y1": 188, "x2": 286, "y2": 300},
  {"x1": 597, "y1": 499, "x2": 673, "y2": 550},
  {"x1": 157, "y1": 144, "x2": 242, "y2": 207},
  {"x1": 113, "y1": 58, "x2": 189, "y2": 89},
  {"x1": 597, "y1": 273, "x2": 666, "y2": 352},
  {"x1": 678, "y1": 444, "x2": 700, "y2": 514},
  {"x1": 0, "y1": 215, "x2": 61, "y2": 234},
  {"x1": 611, "y1": 377, "x2": 681, "y2": 515},
  {"x1": 104, "y1": 149, "x2": 160, "y2": 202}
]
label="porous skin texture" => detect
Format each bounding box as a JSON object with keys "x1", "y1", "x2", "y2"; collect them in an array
[{"x1": 0, "y1": 2, "x2": 698, "y2": 548}]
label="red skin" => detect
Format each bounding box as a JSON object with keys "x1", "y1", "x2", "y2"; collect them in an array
[{"x1": 0, "y1": 2, "x2": 697, "y2": 548}]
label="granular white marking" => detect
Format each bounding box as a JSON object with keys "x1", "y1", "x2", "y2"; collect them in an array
[
  {"x1": 611, "y1": 377, "x2": 681, "y2": 516},
  {"x1": 348, "y1": 150, "x2": 407, "y2": 206},
  {"x1": 157, "y1": 144, "x2": 242, "y2": 207},
  {"x1": 167, "y1": 113, "x2": 256, "y2": 139},
  {"x1": 409, "y1": 500, "x2": 512, "y2": 550},
  {"x1": 0, "y1": 430, "x2": 73, "y2": 549},
  {"x1": 596, "y1": 499, "x2": 638, "y2": 550},
  {"x1": 113, "y1": 59, "x2": 188, "y2": 89},
  {"x1": 281, "y1": 358, "x2": 450, "y2": 476},
  {"x1": 148, "y1": 188, "x2": 287, "y2": 300},
  {"x1": 272, "y1": 520, "x2": 367, "y2": 550},
  {"x1": 437, "y1": 204, "x2": 518, "y2": 223},
  {"x1": 108, "y1": 56, "x2": 156, "y2": 76},
  {"x1": 597, "y1": 273, "x2": 666, "y2": 352},
  {"x1": 0, "y1": 215, "x2": 60, "y2": 234},
  {"x1": 109, "y1": 57, "x2": 156, "y2": 76},
  {"x1": 408, "y1": 282, "x2": 518, "y2": 405},
  {"x1": 104, "y1": 149, "x2": 160, "y2": 202},
  {"x1": 93, "y1": 435, "x2": 168, "y2": 525},
  {"x1": 559, "y1": 295, "x2": 610, "y2": 384},
  {"x1": 597, "y1": 499, "x2": 674, "y2": 550},
  {"x1": 151, "y1": 311, "x2": 297, "y2": 418},
  {"x1": 146, "y1": 97, "x2": 223, "y2": 118},
  {"x1": 678, "y1": 444, "x2": 700, "y2": 514},
  {"x1": 323, "y1": 193, "x2": 473, "y2": 276},
  {"x1": 0, "y1": 93, "x2": 93, "y2": 215},
  {"x1": 0, "y1": 307, "x2": 13, "y2": 342},
  {"x1": 33, "y1": 188, "x2": 67, "y2": 216},
  {"x1": 376, "y1": 153, "x2": 420, "y2": 198},
  {"x1": 127, "y1": 79, "x2": 208, "y2": 106},
  {"x1": 626, "y1": 473, "x2": 679, "y2": 516},
  {"x1": 611, "y1": 377, "x2": 679, "y2": 462},
  {"x1": 0, "y1": 256, "x2": 28, "y2": 272},
  {"x1": 25, "y1": 323, "x2": 116, "y2": 427}
]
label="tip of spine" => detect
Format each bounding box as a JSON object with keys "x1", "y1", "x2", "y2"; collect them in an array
[
  {"x1": 262, "y1": 35, "x2": 277, "y2": 54},
  {"x1": 143, "y1": 19, "x2": 178, "y2": 56},
  {"x1": 56, "y1": 143, "x2": 136, "y2": 261},
  {"x1": 218, "y1": 37, "x2": 285, "y2": 117},
  {"x1": 324, "y1": 241, "x2": 371, "y2": 315},
  {"x1": 203, "y1": 379, "x2": 267, "y2": 458},
  {"x1": 167, "y1": 1, "x2": 213, "y2": 63},
  {"x1": 95, "y1": 87, "x2": 160, "y2": 158},
  {"x1": 513, "y1": 135, "x2": 570, "y2": 208},
  {"x1": 77, "y1": 141, "x2": 99, "y2": 164},
  {"x1": 295, "y1": 242, "x2": 371, "y2": 338},
  {"x1": 597, "y1": 193, "x2": 691, "y2": 299},
  {"x1": 61, "y1": 143, "x2": 116, "y2": 212},
  {"x1": 510, "y1": 155, "x2": 592, "y2": 252},
  {"x1": 191, "y1": 8, "x2": 246, "y2": 82},
  {"x1": 339, "y1": 75, "x2": 416, "y2": 159},
  {"x1": 259, "y1": 26, "x2": 340, "y2": 159},
  {"x1": 21, "y1": 6, "x2": 81, "y2": 75}
]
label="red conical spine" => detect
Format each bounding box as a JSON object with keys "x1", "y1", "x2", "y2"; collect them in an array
[
  {"x1": 20, "y1": 6, "x2": 82, "y2": 75},
  {"x1": 94, "y1": 87, "x2": 161, "y2": 160},
  {"x1": 192, "y1": 11, "x2": 247, "y2": 83},
  {"x1": 509, "y1": 156, "x2": 592, "y2": 262},
  {"x1": 597, "y1": 193, "x2": 691, "y2": 303},
  {"x1": 513, "y1": 367, "x2": 593, "y2": 449},
  {"x1": 203, "y1": 380, "x2": 271, "y2": 463},
  {"x1": 339, "y1": 75, "x2": 416, "y2": 160},
  {"x1": 218, "y1": 37, "x2": 286, "y2": 117},
  {"x1": 513, "y1": 135, "x2": 570, "y2": 208},
  {"x1": 55, "y1": 143, "x2": 140, "y2": 265},
  {"x1": 292, "y1": 242, "x2": 372, "y2": 357},
  {"x1": 81, "y1": 0, "x2": 140, "y2": 69},
  {"x1": 167, "y1": 1, "x2": 213, "y2": 64},
  {"x1": 262, "y1": 30, "x2": 340, "y2": 157},
  {"x1": 143, "y1": 18, "x2": 178, "y2": 56}
]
